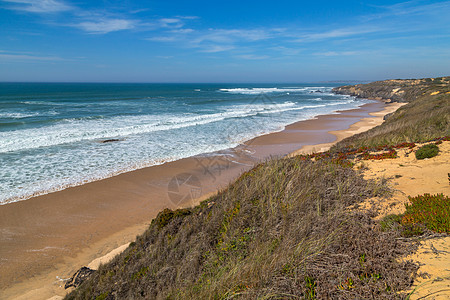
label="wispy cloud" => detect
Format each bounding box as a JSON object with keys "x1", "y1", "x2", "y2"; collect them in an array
[
  {"x1": 313, "y1": 51, "x2": 363, "y2": 56},
  {"x1": 146, "y1": 36, "x2": 179, "y2": 42},
  {"x1": 147, "y1": 16, "x2": 198, "y2": 31},
  {"x1": 175, "y1": 15, "x2": 199, "y2": 20},
  {"x1": 0, "y1": 51, "x2": 65, "y2": 61},
  {"x1": 156, "y1": 55, "x2": 173, "y2": 59},
  {"x1": 192, "y1": 29, "x2": 271, "y2": 45},
  {"x1": 271, "y1": 46, "x2": 302, "y2": 56},
  {"x1": 159, "y1": 18, "x2": 184, "y2": 28},
  {"x1": 364, "y1": 0, "x2": 450, "y2": 20},
  {"x1": 235, "y1": 54, "x2": 270, "y2": 60},
  {"x1": 74, "y1": 18, "x2": 136, "y2": 34},
  {"x1": 171, "y1": 28, "x2": 194, "y2": 34},
  {"x1": 145, "y1": 24, "x2": 381, "y2": 55},
  {"x1": 295, "y1": 27, "x2": 380, "y2": 42},
  {"x1": 2, "y1": 0, "x2": 72, "y2": 13},
  {"x1": 1, "y1": 0, "x2": 158, "y2": 35},
  {"x1": 200, "y1": 45, "x2": 235, "y2": 53},
  {"x1": 147, "y1": 28, "x2": 274, "y2": 54}
]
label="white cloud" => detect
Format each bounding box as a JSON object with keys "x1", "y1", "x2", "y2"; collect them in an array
[
  {"x1": 2, "y1": 1, "x2": 184, "y2": 35},
  {"x1": 145, "y1": 28, "x2": 272, "y2": 54},
  {"x1": 271, "y1": 46, "x2": 301, "y2": 55},
  {"x1": 2, "y1": 0, "x2": 72, "y2": 13},
  {"x1": 183, "y1": 29, "x2": 274, "y2": 53},
  {"x1": 175, "y1": 15, "x2": 199, "y2": 20},
  {"x1": 159, "y1": 18, "x2": 180, "y2": 24},
  {"x1": 159, "y1": 18, "x2": 184, "y2": 28},
  {"x1": 0, "y1": 52, "x2": 64, "y2": 61},
  {"x1": 146, "y1": 36, "x2": 179, "y2": 42},
  {"x1": 200, "y1": 45, "x2": 235, "y2": 53},
  {"x1": 139, "y1": 17, "x2": 199, "y2": 33},
  {"x1": 235, "y1": 54, "x2": 270, "y2": 60},
  {"x1": 171, "y1": 28, "x2": 194, "y2": 34},
  {"x1": 313, "y1": 51, "x2": 362, "y2": 56},
  {"x1": 75, "y1": 19, "x2": 135, "y2": 34},
  {"x1": 156, "y1": 55, "x2": 173, "y2": 59},
  {"x1": 192, "y1": 29, "x2": 271, "y2": 45},
  {"x1": 365, "y1": 1, "x2": 450, "y2": 19},
  {"x1": 296, "y1": 27, "x2": 380, "y2": 42}
]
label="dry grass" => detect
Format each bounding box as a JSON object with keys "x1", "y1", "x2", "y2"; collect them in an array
[{"x1": 66, "y1": 158, "x2": 418, "y2": 299}]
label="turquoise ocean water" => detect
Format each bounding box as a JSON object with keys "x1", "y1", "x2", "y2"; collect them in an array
[{"x1": 0, "y1": 83, "x2": 370, "y2": 204}]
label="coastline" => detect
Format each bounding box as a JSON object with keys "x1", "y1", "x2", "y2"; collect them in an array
[
  {"x1": 0, "y1": 100, "x2": 402, "y2": 300},
  {"x1": 290, "y1": 101, "x2": 406, "y2": 155}
]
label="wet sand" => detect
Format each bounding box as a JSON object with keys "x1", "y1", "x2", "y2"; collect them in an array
[{"x1": 0, "y1": 100, "x2": 398, "y2": 299}]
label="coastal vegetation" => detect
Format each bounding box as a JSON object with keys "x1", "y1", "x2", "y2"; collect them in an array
[
  {"x1": 381, "y1": 193, "x2": 450, "y2": 237},
  {"x1": 332, "y1": 76, "x2": 450, "y2": 103},
  {"x1": 402, "y1": 193, "x2": 450, "y2": 234},
  {"x1": 332, "y1": 77, "x2": 450, "y2": 150},
  {"x1": 66, "y1": 77, "x2": 449, "y2": 299},
  {"x1": 67, "y1": 158, "x2": 418, "y2": 299},
  {"x1": 414, "y1": 144, "x2": 439, "y2": 160}
]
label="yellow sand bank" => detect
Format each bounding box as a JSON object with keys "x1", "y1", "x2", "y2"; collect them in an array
[{"x1": 358, "y1": 141, "x2": 450, "y2": 299}]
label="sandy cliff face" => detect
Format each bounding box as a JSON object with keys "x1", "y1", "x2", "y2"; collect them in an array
[{"x1": 332, "y1": 77, "x2": 450, "y2": 103}]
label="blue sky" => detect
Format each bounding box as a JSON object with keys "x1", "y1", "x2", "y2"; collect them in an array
[{"x1": 0, "y1": 0, "x2": 449, "y2": 82}]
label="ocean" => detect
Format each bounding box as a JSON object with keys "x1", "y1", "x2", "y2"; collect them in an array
[{"x1": 0, "y1": 83, "x2": 370, "y2": 204}]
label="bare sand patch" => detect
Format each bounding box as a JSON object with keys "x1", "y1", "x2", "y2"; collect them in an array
[{"x1": 356, "y1": 141, "x2": 450, "y2": 299}]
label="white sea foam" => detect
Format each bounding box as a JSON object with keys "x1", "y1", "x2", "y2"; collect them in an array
[
  {"x1": 0, "y1": 136, "x2": 242, "y2": 204},
  {"x1": 0, "y1": 85, "x2": 370, "y2": 205},
  {"x1": 0, "y1": 101, "x2": 302, "y2": 153},
  {"x1": 0, "y1": 112, "x2": 40, "y2": 119},
  {"x1": 219, "y1": 87, "x2": 306, "y2": 94},
  {"x1": 304, "y1": 86, "x2": 329, "y2": 90}
]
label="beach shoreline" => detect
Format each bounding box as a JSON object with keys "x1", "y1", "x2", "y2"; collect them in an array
[{"x1": 0, "y1": 100, "x2": 403, "y2": 300}]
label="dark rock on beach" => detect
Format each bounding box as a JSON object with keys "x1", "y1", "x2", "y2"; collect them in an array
[
  {"x1": 65, "y1": 267, "x2": 95, "y2": 289},
  {"x1": 101, "y1": 139, "x2": 121, "y2": 143}
]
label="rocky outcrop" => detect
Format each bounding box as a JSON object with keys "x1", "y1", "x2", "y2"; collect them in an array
[
  {"x1": 65, "y1": 267, "x2": 95, "y2": 289},
  {"x1": 332, "y1": 77, "x2": 449, "y2": 103}
]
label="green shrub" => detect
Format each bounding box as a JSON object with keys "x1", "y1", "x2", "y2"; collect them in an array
[
  {"x1": 380, "y1": 194, "x2": 450, "y2": 236},
  {"x1": 402, "y1": 193, "x2": 450, "y2": 234},
  {"x1": 415, "y1": 144, "x2": 439, "y2": 159},
  {"x1": 152, "y1": 208, "x2": 192, "y2": 228}
]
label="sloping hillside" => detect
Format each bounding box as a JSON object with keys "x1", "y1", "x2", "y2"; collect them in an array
[
  {"x1": 66, "y1": 158, "x2": 418, "y2": 299},
  {"x1": 332, "y1": 77, "x2": 449, "y2": 150},
  {"x1": 332, "y1": 76, "x2": 449, "y2": 103}
]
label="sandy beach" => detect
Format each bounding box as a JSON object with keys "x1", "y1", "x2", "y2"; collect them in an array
[{"x1": 0, "y1": 100, "x2": 402, "y2": 300}]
